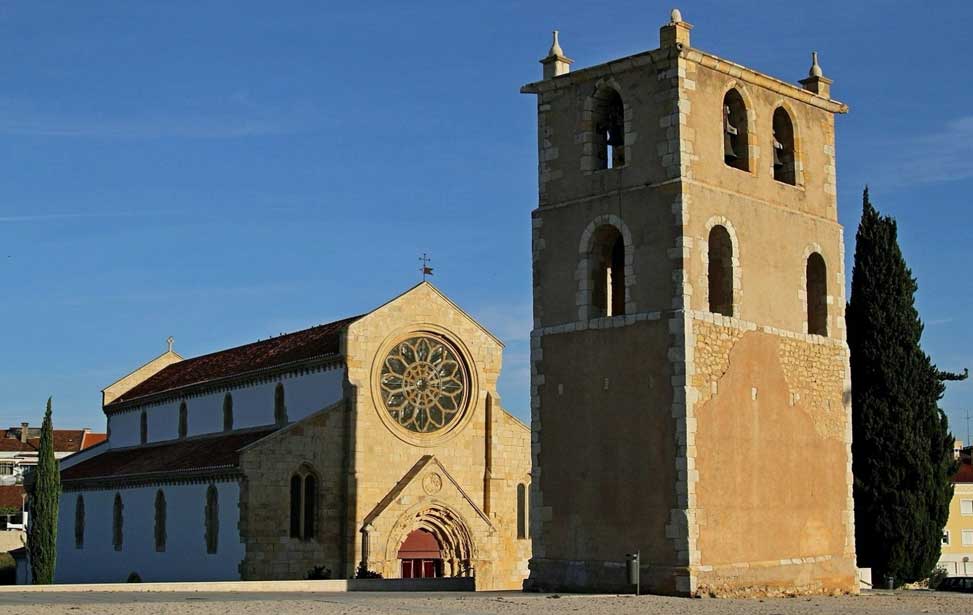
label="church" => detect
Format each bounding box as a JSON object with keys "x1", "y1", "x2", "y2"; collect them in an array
[{"x1": 55, "y1": 283, "x2": 531, "y2": 589}]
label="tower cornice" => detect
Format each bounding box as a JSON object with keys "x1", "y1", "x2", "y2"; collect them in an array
[{"x1": 522, "y1": 46, "x2": 847, "y2": 115}]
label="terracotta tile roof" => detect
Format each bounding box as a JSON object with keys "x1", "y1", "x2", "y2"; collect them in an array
[
  {"x1": 0, "y1": 429, "x2": 107, "y2": 454},
  {"x1": 108, "y1": 315, "x2": 362, "y2": 407},
  {"x1": 0, "y1": 486, "x2": 25, "y2": 510},
  {"x1": 81, "y1": 432, "x2": 108, "y2": 449},
  {"x1": 954, "y1": 460, "x2": 973, "y2": 483},
  {"x1": 61, "y1": 429, "x2": 274, "y2": 485}
]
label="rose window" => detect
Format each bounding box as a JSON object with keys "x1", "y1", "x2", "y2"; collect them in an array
[{"x1": 379, "y1": 336, "x2": 468, "y2": 434}]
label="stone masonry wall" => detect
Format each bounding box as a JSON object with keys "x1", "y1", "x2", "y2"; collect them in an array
[
  {"x1": 690, "y1": 316, "x2": 857, "y2": 596},
  {"x1": 238, "y1": 402, "x2": 349, "y2": 580},
  {"x1": 344, "y1": 283, "x2": 531, "y2": 590}
]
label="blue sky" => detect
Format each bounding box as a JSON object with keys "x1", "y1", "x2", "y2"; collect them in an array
[{"x1": 0, "y1": 1, "x2": 969, "y2": 437}]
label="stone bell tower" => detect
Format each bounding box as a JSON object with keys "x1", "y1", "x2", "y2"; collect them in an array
[{"x1": 522, "y1": 10, "x2": 857, "y2": 596}]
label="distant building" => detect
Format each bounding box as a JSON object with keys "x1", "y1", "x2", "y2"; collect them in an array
[
  {"x1": 0, "y1": 424, "x2": 105, "y2": 530},
  {"x1": 938, "y1": 444, "x2": 973, "y2": 576}
]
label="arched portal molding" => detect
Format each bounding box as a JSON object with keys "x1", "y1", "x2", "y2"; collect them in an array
[{"x1": 381, "y1": 500, "x2": 479, "y2": 578}]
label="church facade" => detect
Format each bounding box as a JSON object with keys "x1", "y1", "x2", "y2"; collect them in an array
[
  {"x1": 56, "y1": 284, "x2": 531, "y2": 589},
  {"x1": 523, "y1": 12, "x2": 858, "y2": 596}
]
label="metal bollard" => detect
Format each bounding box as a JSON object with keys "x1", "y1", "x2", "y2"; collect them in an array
[{"x1": 625, "y1": 551, "x2": 640, "y2": 595}]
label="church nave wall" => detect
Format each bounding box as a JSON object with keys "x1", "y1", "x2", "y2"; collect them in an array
[
  {"x1": 107, "y1": 367, "x2": 345, "y2": 448},
  {"x1": 56, "y1": 480, "x2": 243, "y2": 584}
]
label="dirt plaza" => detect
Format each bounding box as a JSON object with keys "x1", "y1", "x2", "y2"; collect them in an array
[{"x1": 0, "y1": 590, "x2": 970, "y2": 615}]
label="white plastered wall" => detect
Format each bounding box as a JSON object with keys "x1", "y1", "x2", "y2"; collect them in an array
[
  {"x1": 106, "y1": 368, "x2": 345, "y2": 447},
  {"x1": 56, "y1": 481, "x2": 242, "y2": 583}
]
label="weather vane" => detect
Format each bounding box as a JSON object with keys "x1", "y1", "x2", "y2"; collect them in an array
[{"x1": 419, "y1": 253, "x2": 434, "y2": 281}]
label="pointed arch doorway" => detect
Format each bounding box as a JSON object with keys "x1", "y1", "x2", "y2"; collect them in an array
[{"x1": 397, "y1": 528, "x2": 442, "y2": 578}]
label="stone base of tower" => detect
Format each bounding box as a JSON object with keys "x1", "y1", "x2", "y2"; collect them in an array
[
  {"x1": 524, "y1": 558, "x2": 691, "y2": 595},
  {"x1": 690, "y1": 556, "x2": 859, "y2": 597},
  {"x1": 524, "y1": 556, "x2": 858, "y2": 597}
]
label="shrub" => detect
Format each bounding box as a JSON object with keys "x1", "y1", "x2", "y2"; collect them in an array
[
  {"x1": 928, "y1": 567, "x2": 949, "y2": 590},
  {"x1": 0, "y1": 553, "x2": 15, "y2": 585},
  {"x1": 354, "y1": 562, "x2": 383, "y2": 579},
  {"x1": 127, "y1": 572, "x2": 141, "y2": 583},
  {"x1": 306, "y1": 565, "x2": 332, "y2": 580}
]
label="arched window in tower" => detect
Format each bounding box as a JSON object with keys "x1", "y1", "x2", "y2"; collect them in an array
[
  {"x1": 74, "y1": 494, "x2": 85, "y2": 549},
  {"x1": 592, "y1": 87, "x2": 625, "y2": 169},
  {"x1": 139, "y1": 411, "x2": 147, "y2": 445},
  {"x1": 708, "y1": 226, "x2": 735, "y2": 317},
  {"x1": 289, "y1": 467, "x2": 319, "y2": 541},
  {"x1": 517, "y1": 483, "x2": 528, "y2": 540},
  {"x1": 205, "y1": 485, "x2": 219, "y2": 554},
  {"x1": 806, "y1": 253, "x2": 828, "y2": 336},
  {"x1": 590, "y1": 225, "x2": 626, "y2": 317},
  {"x1": 274, "y1": 383, "x2": 288, "y2": 426},
  {"x1": 178, "y1": 402, "x2": 188, "y2": 439},
  {"x1": 154, "y1": 489, "x2": 166, "y2": 552},
  {"x1": 112, "y1": 492, "x2": 123, "y2": 551},
  {"x1": 222, "y1": 394, "x2": 233, "y2": 432},
  {"x1": 723, "y1": 89, "x2": 749, "y2": 171},
  {"x1": 773, "y1": 107, "x2": 796, "y2": 185}
]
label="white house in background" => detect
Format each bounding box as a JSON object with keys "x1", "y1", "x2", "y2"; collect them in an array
[{"x1": 0, "y1": 425, "x2": 104, "y2": 531}]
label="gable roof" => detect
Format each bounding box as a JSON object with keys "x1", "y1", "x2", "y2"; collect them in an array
[
  {"x1": 358, "y1": 282, "x2": 504, "y2": 348},
  {"x1": 0, "y1": 429, "x2": 107, "y2": 454},
  {"x1": 107, "y1": 315, "x2": 363, "y2": 408},
  {"x1": 61, "y1": 428, "x2": 275, "y2": 487},
  {"x1": 362, "y1": 455, "x2": 493, "y2": 530}
]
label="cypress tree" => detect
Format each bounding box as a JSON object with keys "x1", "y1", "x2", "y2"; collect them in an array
[
  {"x1": 28, "y1": 398, "x2": 60, "y2": 584},
  {"x1": 848, "y1": 188, "x2": 967, "y2": 585}
]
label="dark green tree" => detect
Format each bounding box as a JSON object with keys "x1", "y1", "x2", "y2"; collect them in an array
[
  {"x1": 848, "y1": 188, "x2": 967, "y2": 585},
  {"x1": 27, "y1": 398, "x2": 60, "y2": 584}
]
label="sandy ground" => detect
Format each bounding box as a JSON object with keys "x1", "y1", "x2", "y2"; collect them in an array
[{"x1": 0, "y1": 590, "x2": 971, "y2": 615}]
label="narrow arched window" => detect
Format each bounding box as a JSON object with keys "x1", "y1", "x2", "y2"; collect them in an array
[
  {"x1": 205, "y1": 485, "x2": 219, "y2": 554},
  {"x1": 773, "y1": 107, "x2": 796, "y2": 185},
  {"x1": 74, "y1": 495, "x2": 85, "y2": 549},
  {"x1": 303, "y1": 474, "x2": 317, "y2": 540},
  {"x1": 590, "y1": 225, "x2": 626, "y2": 317},
  {"x1": 708, "y1": 226, "x2": 734, "y2": 316},
  {"x1": 222, "y1": 394, "x2": 233, "y2": 432},
  {"x1": 593, "y1": 88, "x2": 625, "y2": 169},
  {"x1": 274, "y1": 383, "x2": 288, "y2": 426},
  {"x1": 516, "y1": 483, "x2": 527, "y2": 540},
  {"x1": 806, "y1": 253, "x2": 828, "y2": 336},
  {"x1": 139, "y1": 411, "x2": 147, "y2": 445},
  {"x1": 723, "y1": 89, "x2": 749, "y2": 171},
  {"x1": 154, "y1": 490, "x2": 166, "y2": 552},
  {"x1": 178, "y1": 402, "x2": 188, "y2": 439},
  {"x1": 289, "y1": 468, "x2": 318, "y2": 541},
  {"x1": 112, "y1": 492, "x2": 123, "y2": 551},
  {"x1": 289, "y1": 474, "x2": 302, "y2": 538}
]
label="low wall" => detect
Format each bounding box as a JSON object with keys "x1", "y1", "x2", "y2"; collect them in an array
[
  {"x1": 0, "y1": 577, "x2": 476, "y2": 593},
  {"x1": 0, "y1": 531, "x2": 24, "y2": 553}
]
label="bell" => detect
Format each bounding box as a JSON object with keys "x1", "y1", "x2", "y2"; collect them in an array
[
  {"x1": 724, "y1": 132, "x2": 737, "y2": 160},
  {"x1": 723, "y1": 105, "x2": 739, "y2": 161},
  {"x1": 773, "y1": 138, "x2": 784, "y2": 168}
]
